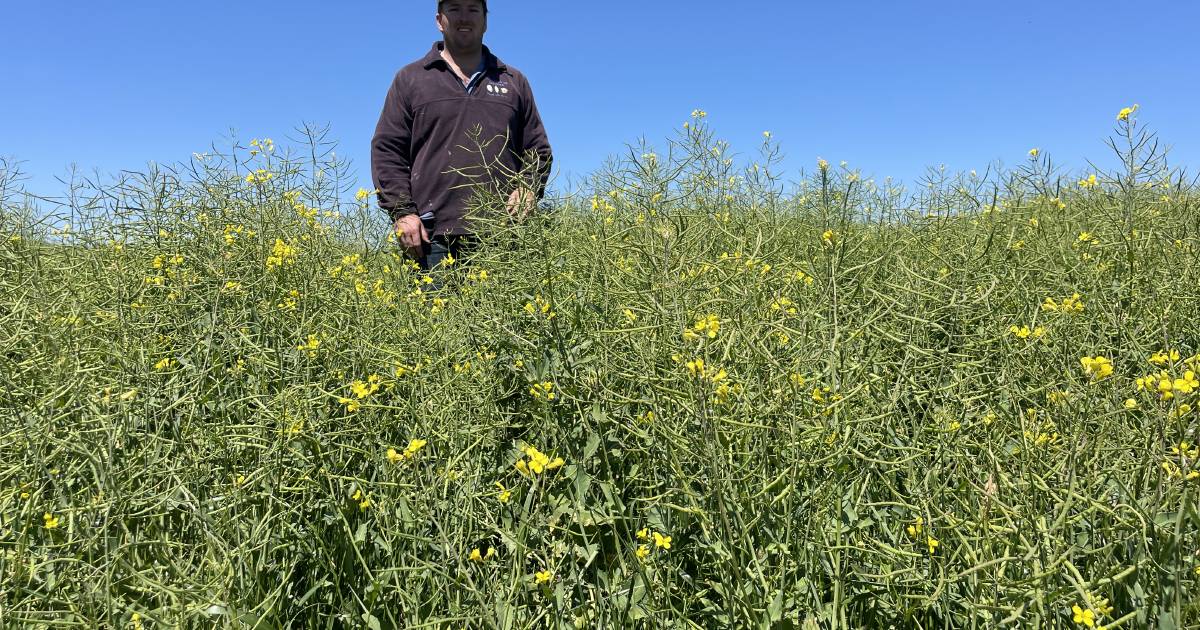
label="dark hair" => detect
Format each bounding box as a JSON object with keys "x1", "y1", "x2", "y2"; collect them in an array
[{"x1": 438, "y1": 0, "x2": 488, "y2": 13}]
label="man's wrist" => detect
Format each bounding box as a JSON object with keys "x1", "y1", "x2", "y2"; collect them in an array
[{"x1": 388, "y1": 208, "x2": 418, "y2": 224}]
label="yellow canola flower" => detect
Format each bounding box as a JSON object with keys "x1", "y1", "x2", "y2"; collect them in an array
[
  {"x1": 770, "y1": 297, "x2": 798, "y2": 315},
  {"x1": 1072, "y1": 604, "x2": 1096, "y2": 627},
  {"x1": 906, "y1": 517, "x2": 924, "y2": 537},
  {"x1": 1078, "y1": 174, "x2": 1098, "y2": 189},
  {"x1": 653, "y1": 532, "x2": 672, "y2": 550},
  {"x1": 1171, "y1": 441, "x2": 1200, "y2": 458},
  {"x1": 515, "y1": 445, "x2": 565, "y2": 476},
  {"x1": 1042, "y1": 293, "x2": 1085, "y2": 314},
  {"x1": 387, "y1": 439, "x2": 427, "y2": 463},
  {"x1": 1149, "y1": 349, "x2": 1181, "y2": 366},
  {"x1": 44, "y1": 512, "x2": 60, "y2": 529},
  {"x1": 403, "y1": 438, "x2": 427, "y2": 458},
  {"x1": 683, "y1": 314, "x2": 721, "y2": 341},
  {"x1": 523, "y1": 295, "x2": 556, "y2": 319},
  {"x1": 494, "y1": 482, "x2": 511, "y2": 503},
  {"x1": 349, "y1": 375, "x2": 382, "y2": 399},
  {"x1": 1158, "y1": 376, "x2": 1176, "y2": 400},
  {"x1": 635, "y1": 544, "x2": 651, "y2": 560},
  {"x1": 245, "y1": 169, "x2": 274, "y2": 184},
  {"x1": 469, "y1": 547, "x2": 496, "y2": 562},
  {"x1": 529, "y1": 381, "x2": 556, "y2": 401},
  {"x1": 1009, "y1": 325, "x2": 1046, "y2": 340},
  {"x1": 296, "y1": 334, "x2": 321, "y2": 355},
  {"x1": 1080, "y1": 356, "x2": 1114, "y2": 381},
  {"x1": 1175, "y1": 371, "x2": 1199, "y2": 395},
  {"x1": 1116, "y1": 104, "x2": 1139, "y2": 121},
  {"x1": 535, "y1": 569, "x2": 553, "y2": 584},
  {"x1": 265, "y1": 239, "x2": 297, "y2": 270},
  {"x1": 1028, "y1": 148, "x2": 1040, "y2": 158},
  {"x1": 926, "y1": 536, "x2": 939, "y2": 555}
]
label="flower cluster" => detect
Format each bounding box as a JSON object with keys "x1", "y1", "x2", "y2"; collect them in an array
[
  {"x1": 223, "y1": 224, "x2": 254, "y2": 246},
  {"x1": 1080, "y1": 356, "x2": 1114, "y2": 381},
  {"x1": 244, "y1": 169, "x2": 274, "y2": 184},
  {"x1": 682, "y1": 314, "x2": 721, "y2": 341},
  {"x1": 1042, "y1": 293, "x2": 1085, "y2": 314},
  {"x1": 265, "y1": 239, "x2": 297, "y2": 270},
  {"x1": 635, "y1": 527, "x2": 673, "y2": 560},
  {"x1": 769, "y1": 297, "x2": 798, "y2": 316},
  {"x1": 339, "y1": 374, "x2": 382, "y2": 411},
  {"x1": 515, "y1": 445, "x2": 565, "y2": 476},
  {"x1": 523, "y1": 295, "x2": 556, "y2": 319},
  {"x1": 387, "y1": 439, "x2": 427, "y2": 463},
  {"x1": 904, "y1": 517, "x2": 938, "y2": 554},
  {"x1": 296, "y1": 334, "x2": 321, "y2": 357},
  {"x1": 1162, "y1": 441, "x2": 1200, "y2": 481},
  {"x1": 529, "y1": 381, "x2": 556, "y2": 401},
  {"x1": 1071, "y1": 592, "x2": 1114, "y2": 627},
  {"x1": 351, "y1": 489, "x2": 371, "y2": 511},
  {"x1": 1149, "y1": 349, "x2": 1181, "y2": 366},
  {"x1": 1010, "y1": 325, "x2": 1047, "y2": 340},
  {"x1": 1136, "y1": 369, "x2": 1198, "y2": 400}
]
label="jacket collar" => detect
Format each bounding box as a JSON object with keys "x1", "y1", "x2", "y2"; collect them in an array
[{"x1": 421, "y1": 41, "x2": 505, "y2": 71}]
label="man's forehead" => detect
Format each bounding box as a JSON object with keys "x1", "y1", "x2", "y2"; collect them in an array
[{"x1": 441, "y1": 0, "x2": 485, "y2": 9}]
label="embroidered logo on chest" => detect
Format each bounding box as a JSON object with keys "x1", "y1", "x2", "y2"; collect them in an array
[{"x1": 485, "y1": 83, "x2": 510, "y2": 96}]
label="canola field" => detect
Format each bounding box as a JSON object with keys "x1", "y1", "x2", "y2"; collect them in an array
[{"x1": 2, "y1": 110, "x2": 1199, "y2": 628}]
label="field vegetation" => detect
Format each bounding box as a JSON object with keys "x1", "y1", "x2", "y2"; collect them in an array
[{"x1": 2, "y1": 108, "x2": 1199, "y2": 628}]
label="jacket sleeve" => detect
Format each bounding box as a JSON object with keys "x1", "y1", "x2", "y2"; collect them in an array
[
  {"x1": 517, "y1": 74, "x2": 553, "y2": 200},
  {"x1": 371, "y1": 72, "x2": 418, "y2": 222}
]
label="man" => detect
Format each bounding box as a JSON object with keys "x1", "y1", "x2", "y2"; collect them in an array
[{"x1": 371, "y1": 0, "x2": 553, "y2": 270}]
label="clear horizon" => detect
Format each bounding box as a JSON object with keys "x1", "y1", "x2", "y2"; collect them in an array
[{"x1": 4, "y1": 0, "x2": 1198, "y2": 203}]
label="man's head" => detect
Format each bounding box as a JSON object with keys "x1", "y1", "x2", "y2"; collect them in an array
[{"x1": 437, "y1": 0, "x2": 488, "y2": 53}]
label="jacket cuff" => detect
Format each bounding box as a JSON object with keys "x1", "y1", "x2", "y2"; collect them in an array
[{"x1": 386, "y1": 206, "x2": 418, "y2": 224}]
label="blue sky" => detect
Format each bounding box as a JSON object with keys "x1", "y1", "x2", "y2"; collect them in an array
[{"x1": 4, "y1": 0, "x2": 1198, "y2": 200}]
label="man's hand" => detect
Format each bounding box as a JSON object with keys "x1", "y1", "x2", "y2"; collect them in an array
[
  {"x1": 393, "y1": 214, "x2": 429, "y2": 259},
  {"x1": 506, "y1": 187, "x2": 536, "y2": 220}
]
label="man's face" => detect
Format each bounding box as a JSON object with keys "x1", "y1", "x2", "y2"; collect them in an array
[{"x1": 437, "y1": 1, "x2": 487, "y2": 50}]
